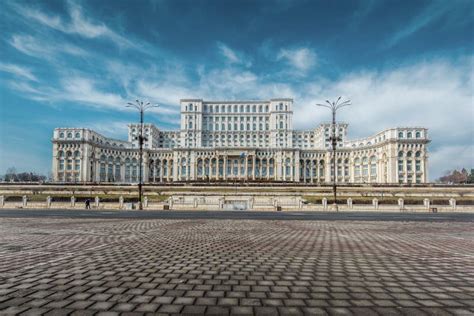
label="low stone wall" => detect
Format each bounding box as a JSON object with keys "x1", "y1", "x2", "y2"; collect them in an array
[{"x1": 1, "y1": 194, "x2": 471, "y2": 212}]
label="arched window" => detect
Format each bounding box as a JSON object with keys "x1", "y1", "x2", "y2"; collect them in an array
[
  {"x1": 398, "y1": 132, "x2": 403, "y2": 138},
  {"x1": 258, "y1": 105, "x2": 262, "y2": 112},
  {"x1": 362, "y1": 157, "x2": 368, "y2": 177},
  {"x1": 354, "y1": 158, "x2": 361, "y2": 177},
  {"x1": 344, "y1": 159, "x2": 349, "y2": 176},
  {"x1": 319, "y1": 159, "x2": 325, "y2": 177},
  {"x1": 67, "y1": 132, "x2": 72, "y2": 138},
  {"x1": 265, "y1": 105, "x2": 269, "y2": 112},
  {"x1": 246, "y1": 105, "x2": 250, "y2": 112},
  {"x1": 59, "y1": 132, "x2": 64, "y2": 138},
  {"x1": 215, "y1": 106, "x2": 219, "y2": 113},
  {"x1": 416, "y1": 131, "x2": 421, "y2": 138},
  {"x1": 221, "y1": 105, "x2": 225, "y2": 112},
  {"x1": 99, "y1": 155, "x2": 107, "y2": 181},
  {"x1": 370, "y1": 156, "x2": 377, "y2": 178},
  {"x1": 115, "y1": 157, "x2": 121, "y2": 181},
  {"x1": 252, "y1": 105, "x2": 256, "y2": 112},
  {"x1": 125, "y1": 158, "x2": 131, "y2": 182},
  {"x1": 221, "y1": 123, "x2": 225, "y2": 131},
  {"x1": 75, "y1": 132, "x2": 80, "y2": 138},
  {"x1": 188, "y1": 103, "x2": 193, "y2": 111},
  {"x1": 279, "y1": 121, "x2": 283, "y2": 129},
  {"x1": 233, "y1": 105, "x2": 238, "y2": 112},
  {"x1": 131, "y1": 158, "x2": 138, "y2": 182},
  {"x1": 188, "y1": 121, "x2": 193, "y2": 129},
  {"x1": 407, "y1": 132, "x2": 412, "y2": 138}
]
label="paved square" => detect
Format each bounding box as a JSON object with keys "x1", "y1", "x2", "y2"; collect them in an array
[{"x1": 0, "y1": 216, "x2": 473, "y2": 315}]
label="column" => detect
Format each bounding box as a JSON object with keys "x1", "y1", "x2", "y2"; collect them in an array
[
  {"x1": 95, "y1": 160, "x2": 100, "y2": 182},
  {"x1": 266, "y1": 160, "x2": 270, "y2": 181},
  {"x1": 252, "y1": 155, "x2": 256, "y2": 181},
  {"x1": 325, "y1": 154, "x2": 331, "y2": 183},
  {"x1": 160, "y1": 162, "x2": 163, "y2": 182},
  {"x1": 294, "y1": 152, "x2": 300, "y2": 182},
  {"x1": 214, "y1": 155, "x2": 218, "y2": 180},
  {"x1": 244, "y1": 156, "x2": 248, "y2": 180},
  {"x1": 223, "y1": 155, "x2": 227, "y2": 180}
]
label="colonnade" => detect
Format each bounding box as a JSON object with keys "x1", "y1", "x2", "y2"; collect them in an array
[{"x1": 53, "y1": 147, "x2": 427, "y2": 184}]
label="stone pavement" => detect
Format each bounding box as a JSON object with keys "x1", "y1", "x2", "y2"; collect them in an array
[{"x1": 0, "y1": 217, "x2": 473, "y2": 315}]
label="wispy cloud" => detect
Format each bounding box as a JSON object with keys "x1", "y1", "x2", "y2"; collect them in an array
[
  {"x1": 18, "y1": 0, "x2": 136, "y2": 49},
  {"x1": 217, "y1": 42, "x2": 252, "y2": 67},
  {"x1": 384, "y1": 1, "x2": 461, "y2": 48},
  {"x1": 61, "y1": 77, "x2": 126, "y2": 109},
  {"x1": 10, "y1": 34, "x2": 88, "y2": 59},
  {"x1": 277, "y1": 47, "x2": 317, "y2": 73},
  {"x1": 0, "y1": 63, "x2": 37, "y2": 81},
  {"x1": 83, "y1": 121, "x2": 130, "y2": 138}
]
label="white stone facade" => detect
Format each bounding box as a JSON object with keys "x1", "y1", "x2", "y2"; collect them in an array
[{"x1": 52, "y1": 98, "x2": 430, "y2": 183}]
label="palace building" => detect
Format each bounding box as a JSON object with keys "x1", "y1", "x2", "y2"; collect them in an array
[{"x1": 52, "y1": 98, "x2": 430, "y2": 184}]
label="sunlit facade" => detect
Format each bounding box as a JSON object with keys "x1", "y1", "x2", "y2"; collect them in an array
[{"x1": 52, "y1": 98, "x2": 430, "y2": 183}]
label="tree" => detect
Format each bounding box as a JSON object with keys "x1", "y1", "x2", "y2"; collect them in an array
[
  {"x1": 3, "y1": 167, "x2": 46, "y2": 182},
  {"x1": 438, "y1": 169, "x2": 471, "y2": 184}
]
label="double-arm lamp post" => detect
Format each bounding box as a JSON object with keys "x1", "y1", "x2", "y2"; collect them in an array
[
  {"x1": 126, "y1": 100, "x2": 159, "y2": 210},
  {"x1": 316, "y1": 97, "x2": 351, "y2": 211}
]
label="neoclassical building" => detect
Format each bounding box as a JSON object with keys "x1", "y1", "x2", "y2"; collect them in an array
[{"x1": 52, "y1": 98, "x2": 430, "y2": 184}]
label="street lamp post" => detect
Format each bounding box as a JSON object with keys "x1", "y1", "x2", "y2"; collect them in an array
[
  {"x1": 316, "y1": 97, "x2": 351, "y2": 211},
  {"x1": 126, "y1": 100, "x2": 159, "y2": 210}
]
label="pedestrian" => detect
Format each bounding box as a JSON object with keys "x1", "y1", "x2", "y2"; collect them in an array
[{"x1": 85, "y1": 199, "x2": 91, "y2": 209}]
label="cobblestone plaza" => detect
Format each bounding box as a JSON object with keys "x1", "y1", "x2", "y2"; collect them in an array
[{"x1": 0, "y1": 216, "x2": 473, "y2": 315}]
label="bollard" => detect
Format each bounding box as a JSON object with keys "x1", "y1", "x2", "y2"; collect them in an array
[
  {"x1": 193, "y1": 198, "x2": 198, "y2": 208},
  {"x1": 373, "y1": 198, "x2": 379, "y2": 210},
  {"x1": 47, "y1": 196, "x2": 52, "y2": 208},
  {"x1": 144, "y1": 196, "x2": 148, "y2": 208},
  {"x1": 398, "y1": 198, "x2": 404, "y2": 211},
  {"x1": 22, "y1": 195, "x2": 27, "y2": 208},
  {"x1": 347, "y1": 198, "x2": 353, "y2": 209},
  {"x1": 322, "y1": 198, "x2": 327, "y2": 210},
  {"x1": 0, "y1": 195, "x2": 4, "y2": 207},
  {"x1": 95, "y1": 196, "x2": 100, "y2": 208},
  {"x1": 119, "y1": 196, "x2": 124, "y2": 209},
  {"x1": 449, "y1": 198, "x2": 456, "y2": 210},
  {"x1": 71, "y1": 196, "x2": 76, "y2": 207},
  {"x1": 423, "y1": 198, "x2": 430, "y2": 210}
]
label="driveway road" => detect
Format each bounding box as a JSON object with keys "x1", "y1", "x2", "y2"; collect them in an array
[{"x1": 0, "y1": 208, "x2": 472, "y2": 221}]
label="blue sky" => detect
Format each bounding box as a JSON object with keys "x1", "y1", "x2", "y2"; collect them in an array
[{"x1": 0, "y1": 0, "x2": 472, "y2": 180}]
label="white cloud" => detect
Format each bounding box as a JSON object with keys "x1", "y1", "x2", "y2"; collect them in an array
[
  {"x1": 83, "y1": 121, "x2": 130, "y2": 139},
  {"x1": 61, "y1": 77, "x2": 126, "y2": 109},
  {"x1": 217, "y1": 42, "x2": 252, "y2": 67},
  {"x1": 10, "y1": 34, "x2": 88, "y2": 59},
  {"x1": 18, "y1": 1, "x2": 135, "y2": 49},
  {"x1": 292, "y1": 58, "x2": 473, "y2": 180},
  {"x1": 384, "y1": 1, "x2": 462, "y2": 48},
  {"x1": 277, "y1": 47, "x2": 317, "y2": 72},
  {"x1": 0, "y1": 63, "x2": 37, "y2": 81},
  {"x1": 429, "y1": 145, "x2": 474, "y2": 180}
]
